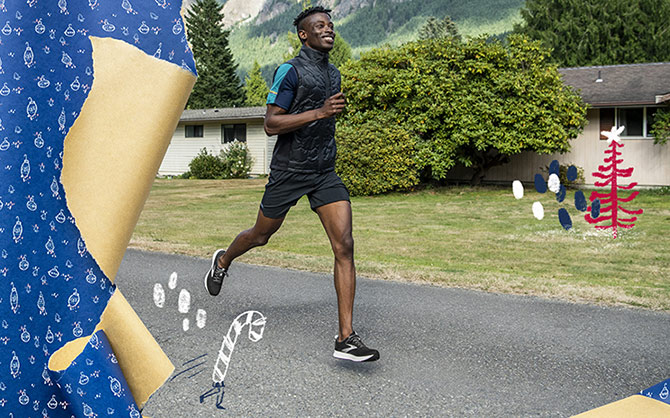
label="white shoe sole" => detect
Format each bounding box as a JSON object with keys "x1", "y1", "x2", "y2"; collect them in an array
[{"x1": 332, "y1": 350, "x2": 376, "y2": 362}]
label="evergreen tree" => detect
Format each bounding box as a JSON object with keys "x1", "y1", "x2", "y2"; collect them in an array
[
  {"x1": 514, "y1": 0, "x2": 670, "y2": 66},
  {"x1": 283, "y1": 30, "x2": 302, "y2": 62},
  {"x1": 284, "y1": 30, "x2": 353, "y2": 69},
  {"x1": 244, "y1": 60, "x2": 270, "y2": 106},
  {"x1": 185, "y1": 0, "x2": 245, "y2": 109},
  {"x1": 418, "y1": 15, "x2": 461, "y2": 41}
]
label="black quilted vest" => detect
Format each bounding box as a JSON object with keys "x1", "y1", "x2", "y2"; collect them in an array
[{"x1": 270, "y1": 45, "x2": 341, "y2": 173}]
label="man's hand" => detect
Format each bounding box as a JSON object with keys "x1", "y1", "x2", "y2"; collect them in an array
[
  {"x1": 317, "y1": 92, "x2": 346, "y2": 119},
  {"x1": 264, "y1": 92, "x2": 346, "y2": 136}
]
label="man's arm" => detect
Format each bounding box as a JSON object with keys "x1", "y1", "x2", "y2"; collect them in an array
[{"x1": 264, "y1": 92, "x2": 345, "y2": 136}]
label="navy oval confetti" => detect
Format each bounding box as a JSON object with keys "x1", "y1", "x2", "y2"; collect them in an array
[
  {"x1": 534, "y1": 174, "x2": 547, "y2": 193},
  {"x1": 558, "y1": 208, "x2": 573, "y2": 230},
  {"x1": 556, "y1": 184, "x2": 566, "y2": 203},
  {"x1": 591, "y1": 198, "x2": 601, "y2": 219},
  {"x1": 549, "y1": 159, "x2": 560, "y2": 175},
  {"x1": 567, "y1": 165, "x2": 578, "y2": 182},
  {"x1": 574, "y1": 190, "x2": 587, "y2": 212}
]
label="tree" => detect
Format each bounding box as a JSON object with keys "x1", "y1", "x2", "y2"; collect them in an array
[
  {"x1": 244, "y1": 60, "x2": 269, "y2": 106},
  {"x1": 514, "y1": 0, "x2": 670, "y2": 67},
  {"x1": 185, "y1": 0, "x2": 245, "y2": 108},
  {"x1": 329, "y1": 32, "x2": 353, "y2": 69},
  {"x1": 651, "y1": 106, "x2": 670, "y2": 145},
  {"x1": 418, "y1": 15, "x2": 460, "y2": 41},
  {"x1": 283, "y1": 30, "x2": 302, "y2": 62},
  {"x1": 336, "y1": 35, "x2": 588, "y2": 195},
  {"x1": 284, "y1": 30, "x2": 353, "y2": 69},
  {"x1": 585, "y1": 128, "x2": 643, "y2": 239}
]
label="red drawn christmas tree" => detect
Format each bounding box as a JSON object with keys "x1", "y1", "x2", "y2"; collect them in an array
[{"x1": 585, "y1": 126, "x2": 643, "y2": 238}]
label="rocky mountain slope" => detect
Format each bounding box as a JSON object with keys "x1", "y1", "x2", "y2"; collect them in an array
[{"x1": 187, "y1": 0, "x2": 526, "y2": 81}]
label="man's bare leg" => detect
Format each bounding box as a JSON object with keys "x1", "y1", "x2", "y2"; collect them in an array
[
  {"x1": 316, "y1": 200, "x2": 355, "y2": 342},
  {"x1": 218, "y1": 208, "x2": 285, "y2": 269}
]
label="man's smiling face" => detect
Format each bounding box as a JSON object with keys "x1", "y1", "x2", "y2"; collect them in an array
[{"x1": 299, "y1": 12, "x2": 335, "y2": 52}]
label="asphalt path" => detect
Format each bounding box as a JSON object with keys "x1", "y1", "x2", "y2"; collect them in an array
[{"x1": 116, "y1": 249, "x2": 670, "y2": 417}]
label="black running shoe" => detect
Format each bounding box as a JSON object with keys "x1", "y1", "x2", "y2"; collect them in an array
[
  {"x1": 333, "y1": 332, "x2": 380, "y2": 362},
  {"x1": 204, "y1": 249, "x2": 227, "y2": 296}
]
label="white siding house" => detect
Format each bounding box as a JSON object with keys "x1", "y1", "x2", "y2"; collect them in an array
[
  {"x1": 161, "y1": 63, "x2": 670, "y2": 186},
  {"x1": 448, "y1": 62, "x2": 670, "y2": 186},
  {"x1": 158, "y1": 106, "x2": 277, "y2": 176}
]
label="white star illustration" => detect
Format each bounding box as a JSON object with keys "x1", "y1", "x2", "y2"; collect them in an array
[{"x1": 601, "y1": 125, "x2": 625, "y2": 144}]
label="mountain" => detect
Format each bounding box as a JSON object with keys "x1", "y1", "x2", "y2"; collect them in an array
[{"x1": 204, "y1": 0, "x2": 525, "y2": 82}]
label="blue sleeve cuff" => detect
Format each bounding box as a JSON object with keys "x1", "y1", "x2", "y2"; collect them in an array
[{"x1": 266, "y1": 63, "x2": 296, "y2": 110}]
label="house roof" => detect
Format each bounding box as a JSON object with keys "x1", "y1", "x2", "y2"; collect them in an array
[
  {"x1": 559, "y1": 62, "x2": 670, "y2": 107},
  {"x1": 179, "y1": 106, "x2": 266, "y2": 123},
  {"x1": 181, "y1": 62, "x2": 670, "y2": 117}
]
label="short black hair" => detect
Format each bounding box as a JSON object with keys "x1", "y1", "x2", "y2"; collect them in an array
[{"x1": 293, "y1": 6, "x2": 332, "y2": 33}]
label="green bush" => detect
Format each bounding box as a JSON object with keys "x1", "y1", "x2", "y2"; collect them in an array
[
  {"x1": 647, "y1": 186, "x2": 670, "y2": 195},
  {"x1": 651, "y1": 106, "x2": 670, "y2": 145},
  {"x1": 541, "y1": 162, "x2": 585, "y2": 189},
  {"x1": 188, "y1": 148, "x2": 226, "y2": 179},
  {"x1": 336, "y1": 118, "x2": 420, "y2": 196},
  {"x1": 337, "y1": 35, "x2": 587, "y2": 194},
  {"x1": 220, "y1": 141, "x2": 254, "y2": 179}
]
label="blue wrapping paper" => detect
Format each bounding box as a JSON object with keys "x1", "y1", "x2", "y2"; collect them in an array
[
  {"x1": 0, "y1": 1, "x2": 195, "y2": 415},
  {"x1": 50, "y1": 330, "x2": 140, "y2": 417}
]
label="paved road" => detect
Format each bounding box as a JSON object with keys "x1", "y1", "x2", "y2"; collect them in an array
[{"x1": 116, "y1": 249, "x2": 669, "y2": 417}]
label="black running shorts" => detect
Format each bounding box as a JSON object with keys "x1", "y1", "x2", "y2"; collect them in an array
[{"x1": 260, "y1": 169, "x2": 350, "y2": 219}]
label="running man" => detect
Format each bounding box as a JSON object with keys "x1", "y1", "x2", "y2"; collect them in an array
[{"x1": 204, "y1": 6, "x2": 379, "y2": 363}]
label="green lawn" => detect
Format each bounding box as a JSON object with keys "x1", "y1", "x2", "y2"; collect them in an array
[{"x1": 132, "y1": 179, "x2": 670, "y2": 311}]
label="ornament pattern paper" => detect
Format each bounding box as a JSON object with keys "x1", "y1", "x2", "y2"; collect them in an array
[{"x1": 0, "y1": 1, "x2": 195, "y2": 416}]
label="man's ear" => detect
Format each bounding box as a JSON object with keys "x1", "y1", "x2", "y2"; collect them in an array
[{"x1": 298, "y1": 29, "x2": 307, "y2": 42}]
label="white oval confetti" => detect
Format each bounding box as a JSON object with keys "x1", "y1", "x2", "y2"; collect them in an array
[
  {"x1": 532, "y1": 201, "x2": 545, "y2": 220},
  {"x1": 547, "y1": 173, "x2": 560, "y2": 193},
  {"x1": 512, "y1": 180, "x2": 524, "y2": 199},
  {"x1": 182, "y1": 318, "x2": 190, "y2": 332},
  {"x1": 153, "y1": 283, "x2": 165, "y2": 308},
  {"x1": 178, "y1": 289, "x2": 190, "y2": 314},
  {"x1": 196, "y1": 309, "x2": 207, "y2": 329},
  {"x1": 168, "y1": 271, "x2": 178, "y2": 290}
]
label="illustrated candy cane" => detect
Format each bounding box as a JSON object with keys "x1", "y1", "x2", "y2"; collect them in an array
[
  {"x1": 200, "y1": 311, "x2": 266, "y2": 409},
  {"x1": 212, "y1": 310, "x2": 266, "y2": 384}
]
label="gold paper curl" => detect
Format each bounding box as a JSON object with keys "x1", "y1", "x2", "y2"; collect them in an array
[
  {"x1": 574, "y1": 395, "x2": 670, "y2": 417},
  {"x1": 52, "y1": 35, "x2": 196, "y2": 409}
]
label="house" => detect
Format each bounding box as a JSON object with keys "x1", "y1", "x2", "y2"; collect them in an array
[
  {"x1": 161, "y1": 63, "x2": 669, "y2": 185},
  {"x1": 158, "y1": 106, "x2": 276, "y2": 176},
  {"x1": 474, "y1": 62, "x2": 670, "y2": 186}
]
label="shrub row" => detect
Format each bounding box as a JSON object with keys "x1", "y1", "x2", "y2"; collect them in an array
[{"x1": 183, "y1": 141, "x2": 254, "y2": 179}]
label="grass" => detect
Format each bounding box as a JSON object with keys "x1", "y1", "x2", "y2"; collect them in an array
[{"x1": 131, "y1": 179, "x2": 670, "y2": 311}]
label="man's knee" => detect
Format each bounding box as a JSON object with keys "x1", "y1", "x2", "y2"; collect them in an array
[
  {"x1": 249, "y1": 228, "x2": 274, "y2": 247},
  {"x1": 332, "y1": 235, "x2": 354, "y2": 260}
]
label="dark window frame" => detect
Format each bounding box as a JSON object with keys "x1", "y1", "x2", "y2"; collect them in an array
[
  {"x1": 221, "y1": 123, "x2": 247, "y2": 144},
  {"x1": 599, "y1": 106, "x2": 660, "y2": 139},
  {"x1": 185, "y1": 124, "x2": 204, "y2": 138}
]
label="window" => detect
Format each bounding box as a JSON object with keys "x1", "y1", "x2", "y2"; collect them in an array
[
  {"x1": 185, "y1": 125, "x2": 203, "y2": 138},
  {"x1": 600, "y1": 107, "x2": 660, "y2": 139},
  {"x1": 618, "y1": 108, "x2": 643, "y2": 137},
  {"x1": 599, "y1": 108, "x2": 614, "y2": 140},
  {"x1": 221, "y1": 124, "x2": 246, "y2": 143}
]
